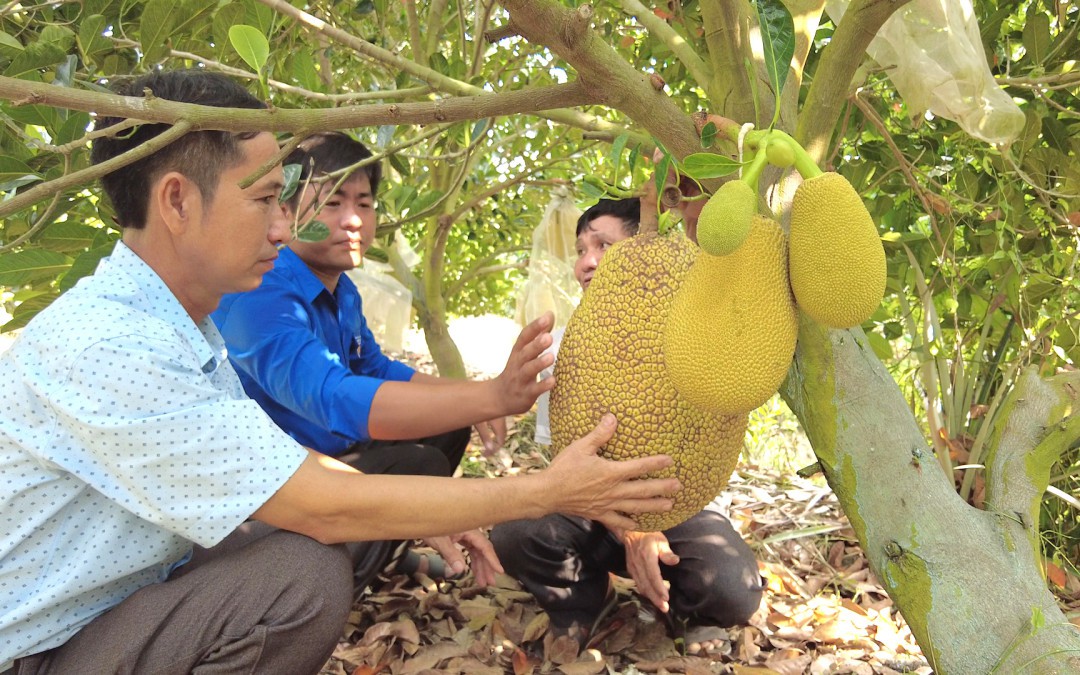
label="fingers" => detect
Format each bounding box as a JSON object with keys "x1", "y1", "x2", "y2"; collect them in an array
[
  {"x1": 614, "y1": 453, "x2": 675, "y2": 480},
  {"x1": 490, "y1": 417, "x2": 507, "y2": 451},
  {"x1": 510, "y1": 312, "x2": 554, "y2": 359},
  {"x1": 574, "y1": 413, "x2": 618, "y2": 454},
  {"x1": 474, "y1": 422, "x2": 495, "y2": 455}
]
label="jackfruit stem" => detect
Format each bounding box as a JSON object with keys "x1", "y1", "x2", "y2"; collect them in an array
[{"x1": 740, "y1": 139, "x2": 770, "y2": 192}]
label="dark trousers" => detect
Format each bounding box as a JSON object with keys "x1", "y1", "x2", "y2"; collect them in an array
[
  {"x1": 489, "y1": 508, "x2": 763, "y2": 633},
  {"x1": 6, "y1": 527, "x2": 353, "y2": 675},
  {"x1": 336, "y1": 427, "x2": 472, "y2": 584},
  {"x1": 4, "y1": 429, "x2": 471, "y2": 675}
]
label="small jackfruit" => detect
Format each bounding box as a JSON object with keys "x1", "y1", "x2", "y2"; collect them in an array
[
  {"x1": 550, "y1": 232, "x2": 748, "y2": 531},
  {"x1": 765, "y1": 136, "x2": 797, "y2": 169},
  {"x1": 696, "y1": 180, "x2": 756, "y2": 256},
  {"x1": 664, "y1": 215, "x2": 798, "y2": 415},
  {"x1": 789, "y1": 172, "x2": 886, "y2": 329}
]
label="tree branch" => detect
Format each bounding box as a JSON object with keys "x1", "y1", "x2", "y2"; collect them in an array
[
  {"x1": 447, "y1": 260, "x2": 528, "y2": 298},
  {"x1": 984, "y1": 368, "x2": 1080, "y2": 548},
  {"x1": 616, "y1": 0, "x2": 712, "y2": 87},
  {"x1": 0, "y1": 120, "x2": 193, "y2": 221},
  {"x1": 795, "y1": 0, "x2": 913, "y2": 162},
  {"x1": 258, "y1": 0, "x2": 624, "y2": 136},
  {"x1": 498, "y1": 0, "x2": 701, "y2": 162},
  {"x1": 698, "y1": 0, "x2": 756, "y2": 123}
]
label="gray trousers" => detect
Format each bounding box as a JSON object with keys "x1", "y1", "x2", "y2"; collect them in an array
[
  {"x1": 6, "y1": 527, "x2": 354, "y2": 675},
  {"x1": 489, "y1": 509, "x2": 763, "y2": 634}
]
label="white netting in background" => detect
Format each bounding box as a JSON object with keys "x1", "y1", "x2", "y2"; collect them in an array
[
  {"x1": 825, "y1": 0, "x2": 1025, "y2": 145},
  {"x1": 347, "y1": 233, "x2": 416, "y2": 353},
  {"x1": 515, "y1": 188, "x2": 583, "y2": 329}
]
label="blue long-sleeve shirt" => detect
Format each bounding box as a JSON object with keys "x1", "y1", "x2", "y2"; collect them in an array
[{"x1": 212, "y1": 248, "x2": 415, "y2": 456}]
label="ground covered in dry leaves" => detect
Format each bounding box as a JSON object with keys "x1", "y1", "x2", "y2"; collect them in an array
[
  {"x1": 319, "y1": 428, "x2": 935, "y2": 674},
  {"x1": 317, "y1": 350, "x2": 1079, "y2": 675}
]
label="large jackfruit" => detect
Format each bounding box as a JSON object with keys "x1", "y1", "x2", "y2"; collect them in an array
[
  {"x1": 550, "y1": 232, "x2": 748, "y2": 531},
  {"x1": 664, "y1": 215, "x2": 798, "y2": 415},
  {"x1": 789, "y1": 172, "x2": 886, "y2": 328}
]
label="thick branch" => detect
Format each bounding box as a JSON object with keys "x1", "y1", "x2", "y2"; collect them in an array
[
  {"x1": 984, "y1": 368, "x2": 1080, "y2": 543},
  {"x1": 499, "y1": 0, "x2": 701, "y2": 162},
  {"x1": 795, "y1": 0, "x2": 912, "y2": 162},
  {"x1": 0, "y1": 120, "x2": 193, "y2": 221},
  {"x1": 616, "y1": 0, "x2": 711, "y2": 87},
  {"x1": 258, "y1": 0, "x2": 624, "y2": 136},
  {"x1": 698, "y1": 0, "x2": 755, "y2": 122}
]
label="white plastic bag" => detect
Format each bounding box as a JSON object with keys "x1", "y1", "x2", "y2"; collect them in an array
[
  {"x1": 825, "y1": 0, "x2": 1024, "y2": 145},
  {"x1": 515, "y1": 188, "x2": 583, "y2": 329},
  {"x1": 347, "y1": 235, "x2": 415, "y2": 353}
]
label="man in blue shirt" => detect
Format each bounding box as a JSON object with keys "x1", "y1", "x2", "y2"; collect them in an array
[
  {"x1": 212, "y1": 132, "x2": 551, "y2": 580},
  {"x1": 0, "y1": 70, "x2": 680, "y2": 675}
]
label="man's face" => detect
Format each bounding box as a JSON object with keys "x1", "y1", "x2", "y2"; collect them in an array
[
  {"x1": 574, "y1": 215, "x2": 632, "y2": 290},
  {"x1": 287, "y1": 173, "x2": 376, "y2": 278},
  {"x1": 190, "y1": 132, "x2": 289, "y2": 295}
]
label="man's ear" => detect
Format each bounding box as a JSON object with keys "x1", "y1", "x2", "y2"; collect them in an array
[{"x1": 152, "y1": 171, "x2": 200, "y2": 234}]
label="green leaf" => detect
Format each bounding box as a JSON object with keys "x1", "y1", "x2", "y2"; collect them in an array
[
  {"x1": 229, "y1": 24, "x2": 269, "y2": 74},
  {"x1": 609, "y1": 132, "x2": 630, "y2": 169},
  {"x1": 752, "y1": 0, "x2": 795, "y2": 123},
  {"x1": 680, "y1": 153, "x2": 742, "y2": 180},
  {"x1": 3, "y1": 39, "x2": 67, "y2": 77},
  {"x1": 39, "y1": 222, "x2": 103, "y2": 253},
  {"x1": 700, "y1": 122, "x2": 718, "y2": 149},
  {"x1": 388, "y1": 152, "x2": 410, "y2": 178},
  {"x1": 0, "y1": 249, "x2": 71, "y2": 286},
  {"x1": 139, "y1": 0, "x2": 177, "y2": 64},
  {"x1": 297, "y1": 220, "x2": 330, "y2": 242},
  {"x1": 77, "y1": 14, "x2": 111, "y2": 64},
  {"x1": 280, "y1": 163, "x2": 302, "y2": 203},
  {"x1": 1, "y1": 291, "x2": 59, "y2": 332},
  {"x1": 0, "y1": 157, "x2": 38, "y2": 183},
  {"x1": 0, "y1": 31, "x2": 24, "y2": 57},
  {"x1": 212, "y1": 3, "x2": 246, "y2": 54},
  {"x1": 59, "y1": 242, "x2": 115, "y2": 291}
]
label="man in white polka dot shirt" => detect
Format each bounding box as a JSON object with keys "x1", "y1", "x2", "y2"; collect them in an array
[{"x1": 0, "y1": 70, "x2": 680, "y2": 675}]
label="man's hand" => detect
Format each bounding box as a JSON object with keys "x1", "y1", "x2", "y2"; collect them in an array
[
  {"x1": 473, "y1": 416, "x2": 507, "y2": 456},
  {"x1": 492, "y1": 311, "x2": 555, "y2": 417},
  {"x1": 545, "y1": 414, "x2": 680, "y2": 532},
  {"x1": 622, "y1": 530, "x2": 679, "y2": 612},
  {"x1": 423, "y1": 529, "x2": 504, "y2": 587}
]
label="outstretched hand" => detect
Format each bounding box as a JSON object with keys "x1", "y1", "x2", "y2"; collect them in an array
[
  {"x1": 492, "y1": 311, "x2": 555, "y2": 416},
  {"x1": 423, "y1": 529, "x2": 504, "y2": 587},
  {"x1": 546, "y1": 414, "x2": 680, "y2": 532},
  {"x1": 622, "y1": 530, "x2": 679, "y2": 612}
]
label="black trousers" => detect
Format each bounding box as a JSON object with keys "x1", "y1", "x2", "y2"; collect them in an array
[
  {"x1": 336, "y1": 427, "x2": 472, "y2": 583},
  {"x1": 489, "y1": 508, "x2": 763, "y2": 633}
]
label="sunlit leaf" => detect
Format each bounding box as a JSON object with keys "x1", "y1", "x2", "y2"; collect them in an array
[
  {"x1": 228, "y1": 25, "x2": 269, "y2": 74},
  {"x1": 680, "y1": 152, "x2": 742, "y2": 179}
]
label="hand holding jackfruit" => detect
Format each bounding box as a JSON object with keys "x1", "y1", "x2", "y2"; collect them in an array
[
  {"x1": 664, "y1": 215, "x2": 799, "y2": 414},
  {"x1": 789, "y1": 172, "x2": 887, "y2": 328},
  {"x1": 550, "y1": 232, "x2": 748, "y2": 531}
]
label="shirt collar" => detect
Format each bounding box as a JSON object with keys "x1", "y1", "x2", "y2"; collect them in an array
[
  {"x1": 278, "y1": 247, "x2": 336, "y2": 304},
  {"x1": 106, "y1": 242, "x2": 226, "y2": 374}
]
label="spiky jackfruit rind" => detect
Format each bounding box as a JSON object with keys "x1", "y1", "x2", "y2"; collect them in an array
[
  {"x1": 789, "y1": 172, "x2": 887, "y2": 329},
  {"x1": 664, "y1": 216, "x2": 798, "y2": 415},
  {"x1": 550, "y1": 232, "x2": 748, "y2": 531},
  {"x1": 696, "y1": 180, "x2": 756, "y2": 256}
]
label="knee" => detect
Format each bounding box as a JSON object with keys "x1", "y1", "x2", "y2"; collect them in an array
[
  {"x1": 262, "y1": 532, "x2": 353, "y2": 629},
  {"x1": 675, "y1": 565, "x2": 764, "y2": 627}
]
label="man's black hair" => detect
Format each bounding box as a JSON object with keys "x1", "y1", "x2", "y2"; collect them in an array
[
  {"x1": 283, "y1": 131, "x2": 382, "y2": 208},
  {"x1": 576, "y1": 198, "x2": 641, "y2": 238},
  {"x1": 90, "y1": 69, "x2": 268, "y2": 230}
]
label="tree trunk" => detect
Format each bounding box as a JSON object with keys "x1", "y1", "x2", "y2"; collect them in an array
[{"x1": 782, "y1": 321, "x2": 1080, "y2": 673}]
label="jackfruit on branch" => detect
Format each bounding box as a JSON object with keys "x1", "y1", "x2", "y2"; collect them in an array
[
  {"x1": 664, "y1": 215, "x2": 799, "y2": 415},
  {"x1": 550, "y1": 232, "x2": 748, "y2": 531},
  {"x1": 788, "y1": 172, "x2": 887, "y2": 329},
  {"x1": 696, "y1": 180, "x2": 757, "y2": 256}
]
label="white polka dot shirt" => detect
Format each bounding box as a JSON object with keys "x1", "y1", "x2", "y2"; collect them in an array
[{"x1": 0, "y1": 242, "x2": 308, "y2": 667}]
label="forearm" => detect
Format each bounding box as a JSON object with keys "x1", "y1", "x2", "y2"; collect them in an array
[
  {"x1": 367, "y1": 379, "x2": 503, "y2": 439},
  {"x1": 253, "y1": 451, "x2": 548, "y2": 542}
]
